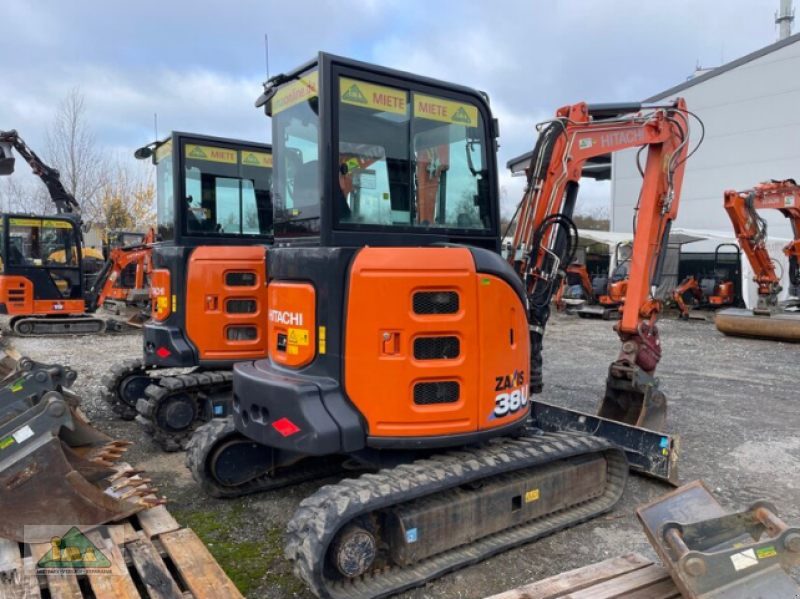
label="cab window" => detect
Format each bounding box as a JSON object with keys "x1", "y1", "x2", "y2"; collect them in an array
[
  {"x1": 182, "y1": 144, "x2": 273, "y2": 236},
  {"x1": 269, "y1": 69, "x2": 320, "y2": 236},
  {"x1": 155, "y1": 140, "x2": 174, "y2": 241},
  {"x1": 336, "y1": 77, "x2": 492, "y2": 231},
  {"x1": 7, "y1": 218, "x2": 79, "y2": 267}
]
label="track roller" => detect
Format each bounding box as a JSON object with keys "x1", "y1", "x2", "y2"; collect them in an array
[{"x1": 100, "y1": 359, "x2": 160, "y2": 420}]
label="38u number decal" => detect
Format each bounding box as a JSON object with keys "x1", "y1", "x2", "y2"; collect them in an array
[{"x1": 493, "y1": 387, "x2": 529, "y2": 418}]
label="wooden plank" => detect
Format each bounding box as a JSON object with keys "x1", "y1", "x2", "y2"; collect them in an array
[
  {"x1": 619, "y1": 579, "x2": 681, "y2": 599},
  {"x1": 137, "y1": 506, "x2": 181, "y2": 539},
  {"x1": 29, "y1": 542, "x2": 82, "y2": 599},
  {"x1": 85, "y1": 531, "x2": 140, "y2": 599},
  {"x1": 0, "y1": 538, "x2": 21, "y2": 582},
  {"x1": 127, "y1": 536, "x2": 183, "y2": 599},
  {"x1": 485, "y1": 554, "x2": 654, "y2": 599},
  {"x1": 562, "y1": 565, "x2": 672, "y2": 599},
  {"x1": 160, "y1": 528, "x2": 244, "y2": 599},
  {"x1": 17, "y1": 557, "x2": 43, "y2": 599}
]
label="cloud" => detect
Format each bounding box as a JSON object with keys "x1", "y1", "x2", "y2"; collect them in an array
[{"x1": 1, "y1": 0, "x2": 784, "y2": 211}]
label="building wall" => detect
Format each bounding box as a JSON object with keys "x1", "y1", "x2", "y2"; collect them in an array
[{"x1": 611, "y1": 38, "x2": 800, "y2": 250}]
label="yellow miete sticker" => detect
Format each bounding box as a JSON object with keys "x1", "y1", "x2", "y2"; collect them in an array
[
  {"x1": 319, "y1": 340, "x2": 326, "y2": 354},
  {"x1": 288, "y1": 345, "x2": 299, "y2": 355},
  {"x1": 414, "y1": 93, "x2": 479, "y2": 127},
  {"x1": 155, "y1": 140, "x2": 173, "y2": 164},
  {"x1": 10, "y1": 218, "x2": 73, "y2": 229},
  {"x1": 340, "y1": 77, "x2": 407, "y2": 115},
  {"x1": 525, "y1": 489, "x2": 540, "y2": 503},
  {"x1": 318, "y1": 326, "x2": 326, "y2": 341},
  {"x1": 241, "y1": 151, "x2": 273, "y2": 169},
  {"x1": 288, "y1": 328, "x2": 310, "y2": 346},
  {"x1": 185, "y1": 144, "x2": 238, "y2": 164},
  {"x1": 273, "y1": 71, "x2": 319, "y2": 115}
]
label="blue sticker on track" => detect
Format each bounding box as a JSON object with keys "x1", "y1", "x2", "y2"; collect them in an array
[
  {"x1": 406, "y1": 528, "x2": 418, "y2": 543},
  {"x1": 660, "y1": 437, "x2": 669, "y2": 449}
]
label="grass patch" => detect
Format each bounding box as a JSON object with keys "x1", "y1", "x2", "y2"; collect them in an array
[{"x1": 172, "y1": 504, "x2": 302, "y2": 596}]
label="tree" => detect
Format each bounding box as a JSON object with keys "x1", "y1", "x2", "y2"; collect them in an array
[
  {"x1": 45, "y1": 87, "x2": 107, "y2": 221},
  {"x1": 572, "y1": 205, "x2": 610, "y2": 231},
  {"x1": 96, "y1": 161, "x2": 156, "y2": 239}
]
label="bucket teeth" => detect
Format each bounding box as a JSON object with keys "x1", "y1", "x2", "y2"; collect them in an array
[
  {"x1": 109, "y1": 468, "x2": 144, "y2": 482},
  {"x1": 139, "y1": 497, "x2": 168, "y2": 507},
  {"x1": 112, "y1": 477, "x2": 151, "y2": 491},
  {"x1": 120, "y1": 487, "x2": 158, "y2": 500}
]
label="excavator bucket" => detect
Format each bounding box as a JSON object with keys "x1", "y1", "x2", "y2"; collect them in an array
[
  {"x1": 0, "y1": 385, "x2": 161, "y2": 542},
  {"x1": 715, "y1": 308, "x2": 800, "y2": 342},
  {"x1": 0, "y1": 140, "x2": 14, "y2": 176},
  {"x1": 638, "y1": 481, "x2": 800, "y2": 599}
]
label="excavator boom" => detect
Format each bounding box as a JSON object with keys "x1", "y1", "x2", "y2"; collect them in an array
[
  {"x1": 717, "y1": 179, "x2": 800, "y2": 340},
  {"x1": 509, "y1": 99, "x2": 691, "y2": 431}
]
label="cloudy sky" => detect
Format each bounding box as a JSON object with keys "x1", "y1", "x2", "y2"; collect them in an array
[{"x1": 1, "y1": 0, "x2": 787, "y2": 213}]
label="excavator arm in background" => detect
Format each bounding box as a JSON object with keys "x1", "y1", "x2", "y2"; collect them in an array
[
  {"x1": 86, "y1": 228, "x2": 156, "y2": 313},
  {"x1": 722, "y1": 180, "x2": 800, "y2": 314},
  {"x1": 0, "y1": 130, "x2": 82, "y2": 215},
  {"x1": 509, "y1": 99, "x2": 691, "y2": 432},
  {"x1": 672, "y1": 275, "x2": 703, "y2": 320}
]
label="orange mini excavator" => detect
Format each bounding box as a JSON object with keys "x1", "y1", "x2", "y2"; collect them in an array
[
  {"x1": 716, "y1": 179, "x2": 800, "y2": 340},
  {"x1": 184, "y1": 54, "x2": 694, "y2": 599},
  {"x1": 101, "y1": 133, "x2": 274, "y2": 450},
  {"x1": 0, "y1": 130, "x2": 153, "y2": 335},
  {"x1": 672, "y1": 244, "x2": 739, "y2": 320}
]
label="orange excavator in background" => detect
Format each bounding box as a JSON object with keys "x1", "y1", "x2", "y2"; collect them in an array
[
  {"x1": 184, "y1": 54, "x2": 694, "y2": 599},
  {"x1": 554, "y1": 259, "x2": 594, "y2": 310},
  {"x1": 716, "y1": 179, "x2": 800, "y2": 340},
  {"x1": 572, "y1": 241, "x2": 632, "y2": 319},
  {"x1": 672, "y1": 244, "x2": 738, "y2": 320},
  {"x1": 0, "y1": 130, "x2": 153, "y2": 335}
]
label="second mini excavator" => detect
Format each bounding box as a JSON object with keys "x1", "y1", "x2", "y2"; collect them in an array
[
  {"x1": 183, "y1": 54, "x2": 694, "y2": 599},
  {"x1": 100, "y1": 133, "x2": 274, "y2": 449},
  {"x1": 716, "y1": 179, "x2": 800, "y2": 340},
  {"x1": 0, "y1": 130, "x2": 153, "y2": 336}
]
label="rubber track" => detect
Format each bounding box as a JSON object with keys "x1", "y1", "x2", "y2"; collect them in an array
[
  {"x1": 286, "y1": 433, "x2": 628, "y2": 599},
  {"x1": 12, "y1": 316, "x2": 106, "y2": 336},
  {"x1": 100, "y1": 358, "x2": 156, "y2": 420},
  {"x1": 138, "y1": 371, "x2": 233, "y2": 452},
  {"x1": 186, "y1": 417, "x2": 347, "y2": 498}
]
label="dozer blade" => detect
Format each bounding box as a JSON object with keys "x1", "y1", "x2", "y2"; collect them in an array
[
  {"x1": 0, "y1": 392, "x2": 159, "y2": 542},
  {"x1": 531, "y1": 400, "x2": 679, "y2": 485},
  {"x1": 715, "y1": 307, "x2": 800, "y2": 342},
  {"x1": 638, "y1": 481, "x2": 800, "y2": 599}
]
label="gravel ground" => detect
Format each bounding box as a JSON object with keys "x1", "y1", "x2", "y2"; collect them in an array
[{"x1": 5, "y1": 311, "x2": 799, "y2": 598}]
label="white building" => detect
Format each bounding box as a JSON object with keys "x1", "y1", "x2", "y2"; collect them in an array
[{"x1": 611, "y1": 32, "x2": 800, "y2": 247}]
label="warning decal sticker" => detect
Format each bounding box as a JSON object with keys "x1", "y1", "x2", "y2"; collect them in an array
[
  {"x1": 241, "y1": 151, "x2": 273, "y2": 169},
  {"x1": 414, "y1": 93, "x2": 479, "y2": 127},
  {"x1": 185, "y1": 144, "x2": 238, "y2": 164},
  {"x1": 273, "y1": 71, "x2": 319, "y2": 114},
  {"x1": 340, "y1": 77, "x2": 407, "y2": 115}
]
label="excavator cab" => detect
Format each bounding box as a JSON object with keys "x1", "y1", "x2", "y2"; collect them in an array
[{"x1": 0, "y1": 214, "x2": 89, "y2": 330}]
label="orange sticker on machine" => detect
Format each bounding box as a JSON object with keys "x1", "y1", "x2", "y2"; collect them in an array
[
  {"x1": 241, "y1": 151, "x2": 273, "y2": 168},
  {"x1": 413, "y1": 93, "x2": 479, "y2": 127},
  {"x1": 185, "y1": 144, "x2": 238, "y2": 164},
  {"x1": 340, "y1": 77, "x2": 407, "y2": 115},
  {"x1": 273, "y1": 71, "x2": 319, "y2": 114}
]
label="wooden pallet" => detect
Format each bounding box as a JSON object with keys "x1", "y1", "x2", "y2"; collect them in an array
[
  {"x1": 0, "y1": 505, "x2": 243, "y2": 599},
  {"x1": 485, "y1": 554, "x2": 682, "y2": 599}
]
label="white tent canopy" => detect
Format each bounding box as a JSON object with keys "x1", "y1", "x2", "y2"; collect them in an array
[{"x1": 503, "y1": 227, "x2": 793, "y2": 308}]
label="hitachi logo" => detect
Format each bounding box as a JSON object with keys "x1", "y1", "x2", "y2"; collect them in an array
[
  {"x1": 269, "y1": 310, "x2": 304, "y2": 326},
  {"x1": 601, "y1": 128, "x2": 645, "y2": 148}
]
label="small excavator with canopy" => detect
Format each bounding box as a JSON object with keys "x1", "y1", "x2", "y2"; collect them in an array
[
  {"x1": 182, "y1": 53, "x2": 694, "y2": 599},
  {"x1": 716, "y1": 179, "x2": 800, "y2": 340},
  {"x1": 0, "y1": 130, "x2": 153, "y2": 336}
]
